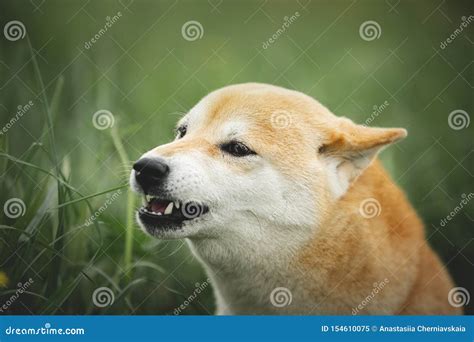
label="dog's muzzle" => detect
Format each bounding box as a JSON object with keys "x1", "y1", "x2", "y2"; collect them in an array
[{"x1": 132, "y1": 157, "x2": 209, "y2": 232}]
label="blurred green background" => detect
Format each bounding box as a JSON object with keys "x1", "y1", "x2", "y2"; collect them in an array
[{"x1": 0, "y1": 0, "x2": 472, "y2": 315}]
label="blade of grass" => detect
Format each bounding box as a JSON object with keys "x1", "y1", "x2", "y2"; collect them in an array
[
  {"x1": 19, "y1": 181, "x2": 56, "y2": 242},
  {"x1": 41, "y1": 274, "x2": 83, "y2": 314},
  {"x1": 54, "y1": 183, "x2": 128, "y2": 209},
  {"x1": 0, "y1": 134, "x2": 8, "y2": 174},
  {"x1": 0, "y1": 152, "x2": 103, "y2": 235},
  {"x1": 49, "y1": 75, "x2": 65, "y2": 122},
  {"x1": 0, "y1": 153, "x2": 74, "y2": 190},
  {"x1": 108, "y1": 278, "x2": 146, "y2": 314},
  {"x1": 110, "y1": 123, "x2": 135, "y2": 280},
  {"x1": 0, "y1": 289, "x2": 48, "y2": 302},
  {"x1": 126, "y1": 260, "x2": 166, "y2": 275},
  {"x1": 27, "y1": 35, "x2": 66, "y2": 293}
]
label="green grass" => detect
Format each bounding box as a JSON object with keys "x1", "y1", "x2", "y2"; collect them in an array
[{"x1": 0, "y1": 0, "x2": 472, "y2": 315}]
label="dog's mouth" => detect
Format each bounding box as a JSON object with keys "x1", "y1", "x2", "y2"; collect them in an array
[{"x1": 138, "y1": 195, "x2": 209, "y2": 231}]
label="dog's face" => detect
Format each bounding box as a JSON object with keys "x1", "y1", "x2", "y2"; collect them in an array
[{"x1": 130, "y1": 83, "x2": 406, "y2": 243}]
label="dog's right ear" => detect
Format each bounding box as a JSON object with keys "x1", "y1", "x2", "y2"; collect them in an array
[{"x1": 319, "y1": 118, "x2": 407, "y2": 198}]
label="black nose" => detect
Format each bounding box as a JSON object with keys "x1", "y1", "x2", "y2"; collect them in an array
[{"x1": 133, "y1": 157, "x2": 169, "y2": 193}]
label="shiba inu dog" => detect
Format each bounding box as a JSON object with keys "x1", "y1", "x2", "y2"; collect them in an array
[{"x1": 130, "y1": 83, "x2": 460, "y2": 315}]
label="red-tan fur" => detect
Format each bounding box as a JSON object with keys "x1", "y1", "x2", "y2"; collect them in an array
[
  {"x1": 137, "y1": 83, "x2": 460, "y2": 314},
  {"x1": 297, "y1": 161, "x2": 460, "y2": 314}
]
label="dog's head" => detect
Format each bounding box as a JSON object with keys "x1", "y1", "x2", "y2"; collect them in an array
[{"x1": 130, "y1": 83, "x2": 406, "y2": 242}]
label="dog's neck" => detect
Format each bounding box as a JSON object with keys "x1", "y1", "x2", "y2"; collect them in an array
[
  {"x1": 186, "y1": 162, "x2": 422, "y2": 315},
  {"x1": 187, "y1": 219, "x2": 314, "y2": 315}
]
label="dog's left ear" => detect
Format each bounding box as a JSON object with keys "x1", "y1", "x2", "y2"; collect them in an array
[{"x1": 319, "y1": 118, "x2": 407, "y2": 198}]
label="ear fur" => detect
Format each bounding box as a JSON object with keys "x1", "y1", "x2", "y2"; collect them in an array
[{"x1": 320, "y1": 117, "x2": 407, "y2": 198}]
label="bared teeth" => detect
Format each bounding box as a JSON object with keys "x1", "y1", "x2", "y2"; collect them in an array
[
  {"x1": 141, "y1": 199, "x2": 183, "y2": 216},
  {"x1": 164, "y1": 202, "x2": 173, "y2": 215}
]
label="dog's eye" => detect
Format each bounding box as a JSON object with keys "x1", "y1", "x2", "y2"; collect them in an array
[
  {"x1": 176, "y1": 125, "x2": 187, "y2": 139},
  {"x1": 220, "y1": 141, "x2": 256, "y2": 157}
]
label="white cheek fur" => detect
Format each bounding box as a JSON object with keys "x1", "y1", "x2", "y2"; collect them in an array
[{"x1": 131, "y1": 148, "x2": 320, "y2": 314}]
